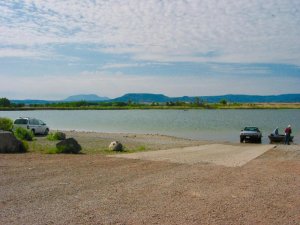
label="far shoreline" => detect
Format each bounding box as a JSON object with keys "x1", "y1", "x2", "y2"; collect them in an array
[{"x1": 1, "y1": 102, "x2": 300, "y2": 111}]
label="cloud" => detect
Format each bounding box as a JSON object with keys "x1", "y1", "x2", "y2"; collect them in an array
[
  {"x1": 0, "y1": 48, "x2": 43, "y2": 58},
  {"x1": 0, "y1": 0, "x2": 300, "y2": 65}
]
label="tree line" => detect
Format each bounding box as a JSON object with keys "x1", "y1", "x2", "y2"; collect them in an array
[{"x1": 0, "y1": 97, "x2": 229, "y2": 108}]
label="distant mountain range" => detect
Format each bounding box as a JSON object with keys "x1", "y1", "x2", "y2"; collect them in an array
[
  {"x1": 10, "y1": 93, "x2": 300, "y2": 104},
  {"x1": 63, "y1": 94, "x2": 110, "y2": 102},
  {"x1": 111, "y1": 93, "x2": 300, "y2": 103}
]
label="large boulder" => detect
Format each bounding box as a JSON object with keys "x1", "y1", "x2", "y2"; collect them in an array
[
  {"x1": 56, "y1": 138, "x2": 81, "y2": 154},
  {"x1": 0, "y1": 131, "x2": 26, "y2": 153},
  {"x1": 109, "y1": 141, "x2": 123, "y2": 151}
]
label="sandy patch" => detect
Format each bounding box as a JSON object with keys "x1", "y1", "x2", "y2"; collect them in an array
[{"x1": 112, "y1": 144, "x2": 275, "y2": 167}]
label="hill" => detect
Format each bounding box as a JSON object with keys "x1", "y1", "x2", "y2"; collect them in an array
[
  {"x1": 10, "y1": 93, "x2": 300, "y2": 105},
  {"x1": 111, "y1": 93, "x2": 300, "y2": 103},
  {"x1": 111, "y1": 93, "x2": 170, "y2": 103},
  {"x1": 63, "y1": 94, "x2": 110, "y2": 102}
]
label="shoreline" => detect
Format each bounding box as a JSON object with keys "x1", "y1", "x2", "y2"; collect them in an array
[
  {"x1": 30, "y1": 130, "x2": 213, "y2": 154},
  {"x1": 1, "y1": 103, "x2": 300, "y2": 111},
  {"x1": 29, "y1": 130, "x2": 298, "y2": 155}
]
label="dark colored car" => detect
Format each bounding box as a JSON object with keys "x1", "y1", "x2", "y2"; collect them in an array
[{"x1": 240, "y1": 127, "x2": 262, "y2": 143}]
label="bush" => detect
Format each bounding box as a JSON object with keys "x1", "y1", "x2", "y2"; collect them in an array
[
  {"x1": 47, "y1": 132, "x2": 66, "y2": 141},
  {"x1": 0, "y1": 117, "x2": 13, "y2": 131},
  {"x1": 14, "y1": 127, "x2": 34, "y2": 141}
]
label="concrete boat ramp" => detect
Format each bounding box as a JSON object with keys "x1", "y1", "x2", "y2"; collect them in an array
[{"x1": 112, "y1": 144, "x2": 275, "y2": 167}]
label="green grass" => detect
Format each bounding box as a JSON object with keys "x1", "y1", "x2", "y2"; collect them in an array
[{"x1": 26, "y1": 137, "x2": 150, "y2": 155}]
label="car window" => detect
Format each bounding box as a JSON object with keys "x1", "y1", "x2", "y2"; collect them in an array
[
  {"x1": 33, "y1": 119, "x2": 39, "y2": 125},
  {"x1": 39, "y1": 120, "x2": 45, "y2": 125},
  {"x1": 14, "y1": 119, "x2": 28, "y2": 124},
  {"x1": 244, "y1": 127, "x2": 258, "y2": 132}
]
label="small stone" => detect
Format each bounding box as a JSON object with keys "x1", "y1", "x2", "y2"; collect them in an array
[{"x1": 109, "y1": 141, "x2": 123, "y2": 151}]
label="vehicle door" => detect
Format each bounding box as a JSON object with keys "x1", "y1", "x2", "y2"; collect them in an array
[
  {"x1": 38, "y1": 120, "x2": 46, "y2": 133},
  {"x1": 29, "y1": 119, "x2": 40, "y2": 133}
]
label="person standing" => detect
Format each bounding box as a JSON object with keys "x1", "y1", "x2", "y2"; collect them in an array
[{"x1": 284, "y1": 125, "x2": 292, "y2": 145}]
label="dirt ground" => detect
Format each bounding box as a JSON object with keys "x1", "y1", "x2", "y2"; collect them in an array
[{"x1": 0, "y1": 132, "x2": 300, "y2": 225}]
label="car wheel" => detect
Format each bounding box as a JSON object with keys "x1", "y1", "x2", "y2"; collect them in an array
[
  {"x1": 44, "y1": 128, "x2": 49, "y2": 135},
  {"x1": 31, "y1": 129, "x2": 35, "y2": 135},
  {"x1": 258, "y1": 138, "x2": 262, "y2": 143},
  {"x1": 240, "y1": 137, "x2": 244, "y2": 143}
]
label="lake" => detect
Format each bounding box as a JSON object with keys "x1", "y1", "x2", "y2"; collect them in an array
[{"x1": 0, "y1": 109, "x2": 299, "y2": 143}]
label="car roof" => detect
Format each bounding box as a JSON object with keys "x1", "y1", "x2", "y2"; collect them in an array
[{"x1": 16, "y1": 117, "x2": 35, "y2": 120}]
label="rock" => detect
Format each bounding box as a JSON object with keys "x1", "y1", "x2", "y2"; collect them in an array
[
  {"x1": 56, "y1": 138, "x2": 81, "y2": 154},
  {"x1": 109, "y1": 141, "x2": 123, "y2": 151},
  {"x1": 55, "y1": 132, "x2": 66, "y2": 140},
  {"x1": 0, "y1": 131, "x2": 26, "y2": 153}
]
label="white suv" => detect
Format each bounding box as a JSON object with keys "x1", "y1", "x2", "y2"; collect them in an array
[{"x1": 13, "y1": 117, "x2": 50, "y2": 135}]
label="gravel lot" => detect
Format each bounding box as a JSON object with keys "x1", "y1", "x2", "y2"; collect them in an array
[{"x1": 0, "y1": 132, "x2": 299, "y2": 225}]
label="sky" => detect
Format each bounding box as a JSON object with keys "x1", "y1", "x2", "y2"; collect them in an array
[{"x1": 0, "y1": 0, "x2": 300, "y2": 100}]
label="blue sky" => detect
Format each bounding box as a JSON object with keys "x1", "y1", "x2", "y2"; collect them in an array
[{"x1": 0, "y1": 0, "x2": 300, "y2": 99}]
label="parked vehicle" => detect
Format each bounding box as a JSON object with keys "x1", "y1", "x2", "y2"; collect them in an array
[
  {"x1": 13, "y1": 117, "x2": 49, "y2": 135},
  {"x1": 240, "y1": 127, "x2": 262, "y2": 143},
  {"x1": 268, "y1": 134, "x2": 294, "y2": 144}
]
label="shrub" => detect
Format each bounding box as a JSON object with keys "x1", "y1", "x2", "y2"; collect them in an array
[
  {"x1": 14, "y1": 127, "x2": 34, "y2": 141},
  {"x1": 220, "y1": 99, "x2": 228, "y2": 105},
  {"x1": 47, "y1": 132, "x2": 66, "y2": 141},
  {"x1": 0, "y1": 117, "x2": 13, "y2": 131}
]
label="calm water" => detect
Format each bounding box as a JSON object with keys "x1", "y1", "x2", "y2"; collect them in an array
[{"x1": 0, "y1": 109, "x2": 299, "y2": 143}]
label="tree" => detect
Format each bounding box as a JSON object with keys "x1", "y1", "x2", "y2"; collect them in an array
[
  {"x1": 220, "y1": 99, "x2": 227, "y2": 105},
  {"x1": 0, "y1": 98, "x2": 11, "y2": 107},
  {"x1": 193, "y1": 97, "x2": 203, "y2": 106}
]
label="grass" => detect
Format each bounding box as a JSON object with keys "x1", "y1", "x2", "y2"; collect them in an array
[{"x1": 26, "y1": 136, "x2": 149, "y2": 155}]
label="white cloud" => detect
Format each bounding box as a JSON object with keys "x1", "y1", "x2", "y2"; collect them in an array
[
  {"x1": 0, "y1": 0, "x2": 300, "y2": 64},
  {"x1": 0, "y1": 48, "x2": 43, "y2": 58}
]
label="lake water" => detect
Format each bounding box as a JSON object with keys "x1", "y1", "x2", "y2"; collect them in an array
[{"x1": 0, "y1": 109, "x2": 299, "y2": 143}]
